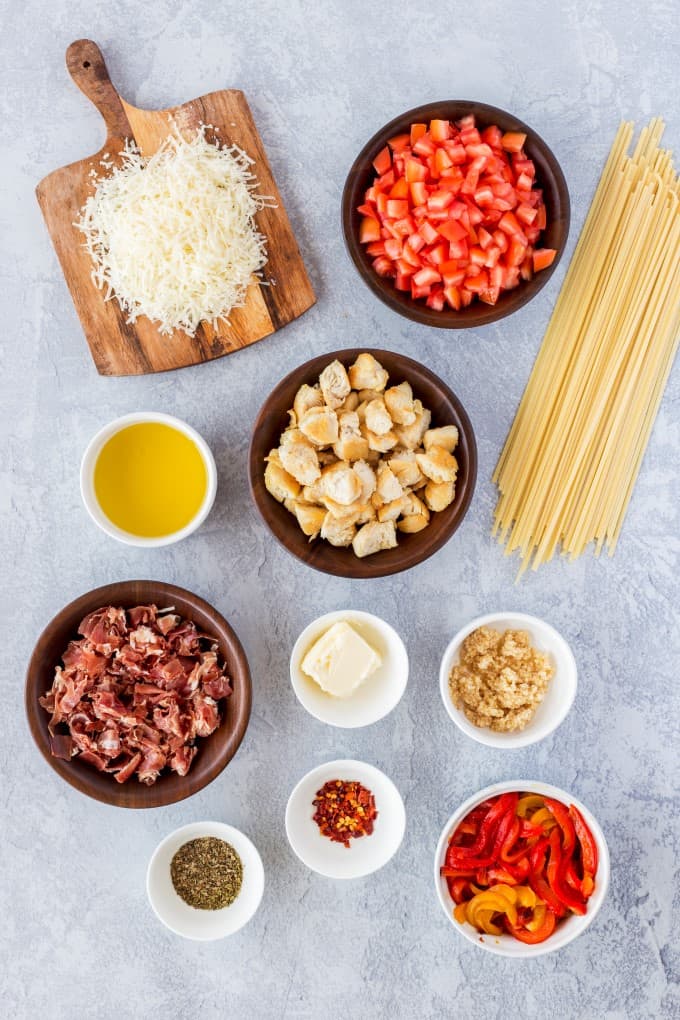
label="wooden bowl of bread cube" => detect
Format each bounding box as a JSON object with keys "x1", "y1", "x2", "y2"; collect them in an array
[{"x1": 248, "y1": 349, "x2": 477, "y2": 578}]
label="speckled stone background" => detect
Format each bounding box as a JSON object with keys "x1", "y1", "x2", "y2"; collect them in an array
[{"x1": 2, "y1": 1, "x2": 679, "y2": 1017}]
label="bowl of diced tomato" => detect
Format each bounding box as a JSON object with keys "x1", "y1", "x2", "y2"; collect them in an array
[
  {"x1": 342, "y1": 101, "x2": 569, "y2": 327},
  {"x1": 434, "y1": 781, "x2": 609, "y2": 956}
]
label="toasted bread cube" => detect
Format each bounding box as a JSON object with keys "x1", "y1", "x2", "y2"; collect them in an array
[
  {"x1": 375, "y1": 463, "x2": 403, "y2": 503},
  {"x1": 348, "y1": 353, "x2": 389, "y2": 392},
  {"x1": 333, "y1": 411, "x2": 370, "y2": 462},
  {"x1": 388, "y1": 449, "x2": 426, "y2": 489},
  {"x1": 279, "y1": 431, "x2": 321, "y2": 486},
  {"x1": 293, "y1": 383, "x2": 323, "y2": 424},
  {"x1": 397, "y1": 512, "x2": 430, "y2": 533},
  {"x1": 416, "y1": 447, "x2": 458, "y2": 484},
  {"x1": 352, "y1": 520, "x2": 398, "y2": 557},
  {"x1": 321, "y1": 512, "x2": 356, "y2": 547},
  {"x1": 362, "y1": 424, "x2": 398, "y2": 453},
  {"x1": 299, "y1": 406, "x2": 339, "y2": 447},
  {"x1": 424, "y1": 425, "x2": 459, "y2": 453},
  {"x1": 377, "y1": 495, "x2": 411, "y2": 522},
  {"x1": 319, "y1": 359, "x2": 351, "y2": 409},
  {"x1": 353, "y1": 460, "x2": 377, "y2": 503},
  {"x1": 384, "y1": 381, "x2": 416, "y2": 426},
  {"x1": 424, "y1": 480, "x2": 455, "y2": 512},
  {"x1": 364, "y1": 398, "x2": 393, "y2": 436},
  {"x1": 264, "y1": 460, "x2": 301, "y2": 503},
  {"x1": 321, "y1": 462, "x2": 362, "y2": 506},
  {"x1": 338, "y1": 390, "x2": 360, "y2": 414},
  {"x1": 395, "y1": 400, "x2": 431, "y2": 449},
  {"x1": 292, "y1": 502, "x2": 327, "y2": 538}
]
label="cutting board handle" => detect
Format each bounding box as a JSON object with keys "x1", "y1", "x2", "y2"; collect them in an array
[{"x1": 66, "y1": 40, "x2": 130, "y2": 140}]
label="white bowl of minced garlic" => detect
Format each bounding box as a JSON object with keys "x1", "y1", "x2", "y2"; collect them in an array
[{"x1": 439, "y1": 612, "x2": 577, "y2": 749}]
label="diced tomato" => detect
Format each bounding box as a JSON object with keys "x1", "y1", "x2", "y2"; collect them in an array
[
  {"x1": 405, "y1": 158, "x2": 428, "y2": 183},
  {"x1": 411, "y1": 281, "x2": 431, "y2": 299},
  {"x1": 413, "y1": 266, "x2": 442, "y2": 287},
  {"x1": 435, "y1": 147, "x2": 453, "y2": 173},
  {"x1": 372, "y1": 256, "x2": 393, "y2": 277},
  {"x1": 443, "y1": 284, "x2": 461, "y2": 309},
  {"x1": 359, "y1": 217, "x2": 381, "y2": 243},
  {"x1": 410, "y1": 122, "x2": 427, "y2": 145},
  {"x1": 413, "y1": 136, "x2": 435, "y2": 157},
  {"x1": 507, "y1": 236, "x2": 527, "y2": 267},
  {"x1": 372, "y1": 146, "x2": 392, "y2": 176},
  {"x1": 437, "y1": 219, "x2": 468, "y2": 244},
  {"x1": 501, "y1": 131, "x2": 527, "y2": 153},
  {"x1": 386, "y1": 199, "x2": 409, "y2": 219},
  {"x1": 430, "y1": 119, "x2": 451, "y2": 141},
  {"x1": 516, "y1": 203, "x2": 538, "y2": 226},
  {"x1": 426, "y1": 287, "x2": 445, "y2": 310},
  {"x1": 388, "y1": 133, "x2": 411, "y2": 152},
  {"x1": 357, "y1": 112, "x2": 553, "y2": 311},
  {"x1": 532, "y1": 247, "x2": 557, "y2": 272},
  {"x1": 428, "y1": 190, "x2": 454, "y2": 213},
  {"x1": 481, "y1": 124, "x2": 503, "y2": 148},
  {"x1": 402, "y1": 241, "x2": 423, "y2": 267},
  {"x1": 419, "y1": 220, "x2": 440, "y2": 245},
  {"x1": 465, "y1": 270, "x2": 488, "y2": 293},
  {"x1": 427, "y1": 242, "x2": 449, "y2": 266},
  {"x1": 384, "y1": 238, "x2": 403, "y2": 260}
]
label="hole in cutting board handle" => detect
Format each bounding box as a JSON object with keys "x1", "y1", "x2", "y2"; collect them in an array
[{"x1": 83, "y1": 60, "x2": 90, "y2": 68}]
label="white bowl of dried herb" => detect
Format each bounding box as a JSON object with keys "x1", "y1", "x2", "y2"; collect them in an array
[{"x1": 147, "y1": 821, "x2": 265, "y2": 940}]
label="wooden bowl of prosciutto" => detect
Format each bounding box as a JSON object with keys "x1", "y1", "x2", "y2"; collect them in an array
[{"x1": 25, "y1": 580, "x2": 252, "y2": 808}]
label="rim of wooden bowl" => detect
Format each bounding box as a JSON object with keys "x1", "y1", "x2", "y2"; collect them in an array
[
  {"x1": 341, "y1": 99, "x2": 570, "y2": 328},
  {"x1": 248, "y1": 348, "x2": 477, "y2": 578},
  {"x1": 25, "y1": 580, "x2": 252, "y2": 808}
]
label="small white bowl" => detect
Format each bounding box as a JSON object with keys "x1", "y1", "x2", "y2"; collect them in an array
[
  {"x1": 439, "y1": 612, "x2": 577, "y2": 749},
  {"x1": 146, "y1": 821, "x2": 264, "y2": 940},
  {"x1": 290, "y1": 610, "x2": 408, "y2": 729},
  {"x1": 434, "y1": 780, "x2": 610, "y2": 957},
  {"x1": 285, "y1": 759, "x2": 405, "y2": 879},
  {"x1": 80, "y1": 412, "x2": 217, "y2": 547}
]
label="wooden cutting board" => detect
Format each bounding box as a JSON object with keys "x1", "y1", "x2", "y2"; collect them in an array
[{"x1": 36, "y1": 40, "x2": 316, "y2": 376}]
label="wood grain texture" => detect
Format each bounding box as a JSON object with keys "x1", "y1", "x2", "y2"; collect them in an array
[
  {"x1": 248, "y1": 349, "x2": 478, "y2": 579},
  {"x1": 342, "y1": 100, "x2": 570, "y2": 328},
  {"x1": 36, "y1": 40, "x2": 315, "y2": 376},
  {"x1": 25, "y1": 581, "x2": 252, "y2": 808}
]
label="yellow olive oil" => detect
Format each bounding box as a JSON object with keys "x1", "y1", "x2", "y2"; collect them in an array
[{"x1": 94, "y1": 422, "x2": 208, "y2": 537}]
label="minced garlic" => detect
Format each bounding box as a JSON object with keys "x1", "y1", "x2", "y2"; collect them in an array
[{"x1": 449, "y1": 626, "x2": 553, "y2": 732}]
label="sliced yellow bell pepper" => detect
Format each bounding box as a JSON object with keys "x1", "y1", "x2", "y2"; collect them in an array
[
  {"x1": 517, "y1": 794, "x2": 545, "y2": 817},
  {"x1": 530, "y1": 807, "x2": 557, "y2": 830}
]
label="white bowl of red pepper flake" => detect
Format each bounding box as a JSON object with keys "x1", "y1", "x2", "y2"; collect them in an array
[
  {"x1": 434, "y1": 781, "x2": 610, "y2": 957},
  {"x1": 285, "y1": 759, "x2": 406, "y2": 879},
  {"x1": 146, "y1": 821, "x2": 265, "y2": 940}
]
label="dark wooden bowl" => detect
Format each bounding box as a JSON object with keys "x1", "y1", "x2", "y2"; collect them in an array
[
  {"x1": 25, "y1": 581, "x2": 252, "y2": 808},
  {"x1": 248, "y1": 348, "x2": 477, "y2": 578},
  {"x1": 342, "y1": 100, "x2": 570, "y2": 328}
]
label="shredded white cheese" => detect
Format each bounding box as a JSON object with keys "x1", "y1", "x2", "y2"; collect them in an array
[{"x1": 76, "y1": 126, "x2": 274, "y2": 336}]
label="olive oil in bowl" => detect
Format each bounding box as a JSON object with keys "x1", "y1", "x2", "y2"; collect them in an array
[{"x1": 82, "y1": 414, "x2": 216, "y2": 546}]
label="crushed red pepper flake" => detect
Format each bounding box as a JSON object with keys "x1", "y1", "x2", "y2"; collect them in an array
[{"x1": 312, "y1": 779, "x2": 378, "y2": 848}]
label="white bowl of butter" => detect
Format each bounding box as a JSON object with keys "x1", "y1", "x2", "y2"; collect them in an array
[{"x1": 290, "y1": 611, "x2": 409, "y2": 728}]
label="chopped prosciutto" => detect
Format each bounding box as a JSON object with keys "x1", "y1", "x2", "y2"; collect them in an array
[{"x1": 39, "y1": 604, "x2": 232, "y2": 785}]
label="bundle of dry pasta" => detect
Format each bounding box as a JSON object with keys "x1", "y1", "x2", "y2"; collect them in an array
[{"x1": 493, "y1": 118, "x2": 680, "y2": 575}]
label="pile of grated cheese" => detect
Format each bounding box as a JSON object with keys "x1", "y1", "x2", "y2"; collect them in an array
[{"x1": 76, "y1": 126, "x2": 273, "y2": 336}]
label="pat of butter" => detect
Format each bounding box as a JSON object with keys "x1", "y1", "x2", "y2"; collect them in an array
[{"x1": 301, "y1": 621, "x2": 381, "y2": 698}]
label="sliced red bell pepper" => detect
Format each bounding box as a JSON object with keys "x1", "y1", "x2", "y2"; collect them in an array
[
  {"x1": 569, "y1": 804, "x2": 599, "y2": 876},
  {"x1": 547, "y1": 828, "x2": 587, "y2": 915},
  {"x1": 544, "y1": 796, "x2": 576, "y2": 856},
  {"x1": 449, "y1": 793, "x2": 518, "y2": 860},
  {"x1": 505, "y1": 909, "x2": 556, "y2": 944}
]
